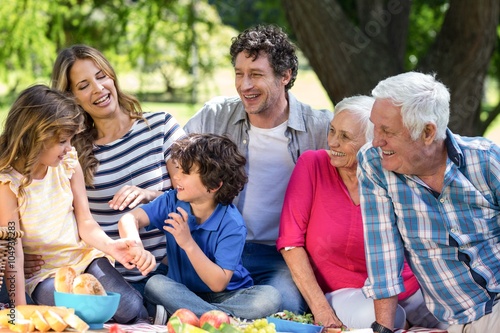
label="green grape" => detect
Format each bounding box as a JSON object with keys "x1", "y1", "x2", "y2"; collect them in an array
[{"x1": 243, "y1": 318, "x2": 276, "y2": 333}]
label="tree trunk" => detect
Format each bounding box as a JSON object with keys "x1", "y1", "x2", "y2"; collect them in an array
[
  {"x1": 282, "y1": 0, "x2": 411, "y2": 104},
  {"x1": 418, "y1": 0, "x2": 499, "y2": 136},
  {"x1": 282, "y1": 0, "x2": 499, "y2": 136}
]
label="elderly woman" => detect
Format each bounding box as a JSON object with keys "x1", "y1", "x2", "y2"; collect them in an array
[{"x1": 277, "y1": 96, "x2": 443, "y2": 329}]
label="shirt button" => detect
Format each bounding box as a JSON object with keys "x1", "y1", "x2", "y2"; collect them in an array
[
  {"x1": 440, "y1": 198, "x2": 445, "y2": 203},
  {"x1": 243, "y1": 139, "x2": 247, "y2": 144}
]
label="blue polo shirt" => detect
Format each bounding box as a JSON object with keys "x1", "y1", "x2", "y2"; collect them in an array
[{"x1": 142, "y1": 189, "x2": 253, "y2": 293}]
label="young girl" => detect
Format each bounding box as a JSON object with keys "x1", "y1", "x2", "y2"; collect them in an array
[{"x1": 0, "y1": 85, "x2": 155, "y2": 323}]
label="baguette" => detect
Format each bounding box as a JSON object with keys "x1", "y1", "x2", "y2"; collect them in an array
[
  {"x1": 30, "y1": 309, "x2": 51, "y2": 332},
  {"x1": 8, "y1": 318, "x2": 34, "y2": 333},
  {"x1": 64, "y1": 312, "x2": 90, "y2": 333},
  {"x1": 0, "y1": 308, "x2": 24, "y2": 328},
  {"x1": 16, "y1": 304, "x2": 74, "y2": 319},
  {"x1": 44, "y1": 309, "x2": 68, "y2": 332}
]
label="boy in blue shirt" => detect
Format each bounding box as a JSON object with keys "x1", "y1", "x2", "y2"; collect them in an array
[{"x1": 118, "y1": 133, "x2": 281, "y2": 319}]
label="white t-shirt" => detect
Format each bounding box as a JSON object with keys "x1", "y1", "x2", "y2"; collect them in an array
[{"x1": 234, "y1": 121, "x2": 295, "y2": 245}]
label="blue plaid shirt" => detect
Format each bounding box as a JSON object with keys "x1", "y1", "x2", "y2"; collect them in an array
[{"x1": 357, "y1": 129, "x2": 500, "y2": 325}]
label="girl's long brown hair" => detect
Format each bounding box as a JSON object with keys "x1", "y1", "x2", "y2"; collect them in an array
[{"x1": 0, "y1": 84, "x2": 83, "y2": 202}]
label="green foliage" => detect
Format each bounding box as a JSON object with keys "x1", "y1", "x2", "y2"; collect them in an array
[
  {"x1": 0, "y1": 1, "x2": 57, "y2": 90},
  {"x1": 209, "y1": 0, "x2": 290, "y2": 33},
  {"x1": 0, "y1": 0, "x2": 236, "y2": 103},
  {"x1": 406, "y1": 1, "x2": 448, "y2": 69}
]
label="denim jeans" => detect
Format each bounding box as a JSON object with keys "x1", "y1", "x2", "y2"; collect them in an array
[
  {"x1": 32, "y1": 258, "x2": 148, "y2": 323},
  {"x1": 130, "y1": 262, "x2": 169, "y2": 317},
  {"x1": 0, "y1": 276, "x2": 34, "y2": 305},
  {"x1": 241, "y1": 243, "x2": 307, "y2": 313},
  {"x1": 144, "y1": 274, "x2": 281, "y2": 319},
  {"x1": 130, "y1": 262, "x2": 169, "y2": 296}
]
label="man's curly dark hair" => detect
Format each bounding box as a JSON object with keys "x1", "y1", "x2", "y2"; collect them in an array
[
  {"x1": 229, "y1": 24, "x2": 298, "y2": 91},
  {"x1": 171, "y1": 134, "x2": 248, "y2": 205}
]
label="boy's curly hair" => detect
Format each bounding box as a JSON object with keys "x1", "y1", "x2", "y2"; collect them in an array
[
  {"x1": 229, "y1": 24, "x2": 298, "y2": 91},
  {"x1": 171, "y1": 134, "x2": 247, "y2": 205}
]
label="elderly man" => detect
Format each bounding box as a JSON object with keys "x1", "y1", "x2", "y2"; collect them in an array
[{"x1": 358, "y1": 71, "x2": 500, "y2": 333}]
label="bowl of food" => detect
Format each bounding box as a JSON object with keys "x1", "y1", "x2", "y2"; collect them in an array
[
  {"x1": 54, "y1": 290, "x2": 121, "y2": 329},
  {"x1": 267, "y1": 313, "x2": 323, "y2": 333}
]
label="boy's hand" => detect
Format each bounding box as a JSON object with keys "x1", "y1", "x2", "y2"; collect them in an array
[
  {"x1": 127, "y1": 243, "x2": 157, "y2": 276},
  {"x1": 164, "y1": 207, "x2": 195, "y2": 250}
]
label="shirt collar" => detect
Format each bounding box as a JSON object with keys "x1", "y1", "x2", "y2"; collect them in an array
[
  {"x1": 444, "y1": 128, "x2": 464, "y2": 167},
  {"x1": 187, "y1": 204, "x2": 227, "y2": 231}
]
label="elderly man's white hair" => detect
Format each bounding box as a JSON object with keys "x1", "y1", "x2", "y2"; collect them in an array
[{"x1": 372, "y1": 72, "x2": 450, "y2": 141}]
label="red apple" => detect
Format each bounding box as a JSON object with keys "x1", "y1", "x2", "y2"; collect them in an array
[
  {"x1": 167, "y1": 308, "x2": 200, "y2": 333},
  {"x1": 199, "y1": 310, "x2": 230, "y2": 329}
]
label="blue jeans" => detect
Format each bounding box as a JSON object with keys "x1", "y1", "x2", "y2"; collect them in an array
[
  {"x1": 32, "y1": 258, "x2": 148, "y2": 323},
  {"x1": 0, "y1": 276, "x2": 34, "y2": 305},
  {"x1": 130, "y1": 262, "x2": 169, "y2": 317},
  {"x1": 242, "y1": 243, "x2": 307, "y2": 313},
  {"x1": 144, "y1": 274, "x2": 281, "y2": 319},
  {"x1": 129, "y1": 262, "x2": 169, "y2": 296}
]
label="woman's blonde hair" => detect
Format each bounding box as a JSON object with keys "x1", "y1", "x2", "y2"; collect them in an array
[
  {"x1": 51, "y1": 44, "x2": 145, "y2": 186},
  {"x1": 0, "y1": 84, "x2": 83, "y2": 201}
]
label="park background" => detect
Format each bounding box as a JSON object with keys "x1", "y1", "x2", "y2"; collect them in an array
[{"x1": 0, "y1": 0, "x2": 499, "y2": 144}]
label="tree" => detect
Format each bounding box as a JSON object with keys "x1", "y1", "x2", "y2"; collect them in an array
[
  {"x1": 282, "y1": 0, "x2": 500, "y2": 136},
  {"x1": 0, "y1": 0, "x2": 234, "y2": 104}
]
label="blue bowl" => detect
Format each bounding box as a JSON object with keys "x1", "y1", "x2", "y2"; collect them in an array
[
  {"x1": 54, "y1": 291, "x2": 121, "y2": 329},
  {"x1": 266, "y1": 317, "x2": 323, "y2": 333}
]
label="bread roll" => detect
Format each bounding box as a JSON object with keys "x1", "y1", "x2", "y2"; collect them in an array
[
  {"x1": 54, "y1": 266, "x2": 77, "y2": 293},
  {"x1": 72, "y1": 273, "x2": 106, "y2": 296}
]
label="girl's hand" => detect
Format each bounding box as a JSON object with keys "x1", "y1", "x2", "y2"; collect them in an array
[{"x1": 163, "y1": 207, "x2": 195, "y2": 250}]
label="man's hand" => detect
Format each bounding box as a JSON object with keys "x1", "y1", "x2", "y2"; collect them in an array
[{"x1": 24, "y1": 254, "x2": 44, "y2": 279}]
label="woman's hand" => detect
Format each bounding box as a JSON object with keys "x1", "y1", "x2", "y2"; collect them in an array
[
  {"x1": 23, "y1": 253, "x2": 44, "y2": 279},
  {"x1": 108, "y1": 185, "x2": 152, "y2": 211},
  {"x1": 312, "y1": 308, "x2": 344, "y2": 329}
]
